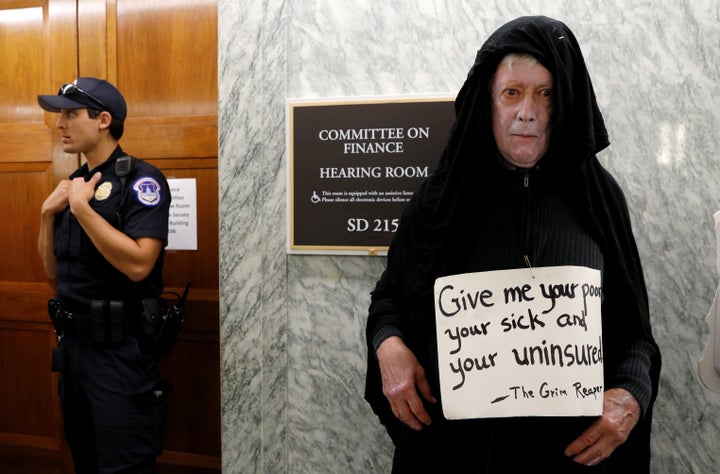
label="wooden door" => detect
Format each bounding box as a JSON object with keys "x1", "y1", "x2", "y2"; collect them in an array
[{"x1": 0, "y1": 1, "x2": 220, "y2": 472}]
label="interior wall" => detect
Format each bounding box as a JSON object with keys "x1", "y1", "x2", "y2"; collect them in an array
[{"x1": 219, "y1": 1, "x2": 720, "y2": 472}]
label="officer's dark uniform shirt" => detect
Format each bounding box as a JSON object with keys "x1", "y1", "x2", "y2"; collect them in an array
[{"x1": 53, "y1": 146, "x2": 170, "y2": 309}]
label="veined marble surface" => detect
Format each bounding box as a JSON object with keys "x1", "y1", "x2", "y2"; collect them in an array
[{"x1": 219, "y1": 1, "x2": 720, "y2": 472}]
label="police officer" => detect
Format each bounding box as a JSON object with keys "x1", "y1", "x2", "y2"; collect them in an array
[{"x1": 37, "y1": 77, "x2": 171, "y2": 473}]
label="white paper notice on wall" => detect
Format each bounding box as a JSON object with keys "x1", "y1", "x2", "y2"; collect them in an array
[
  {"x1": 698, "y1": 210, "x2": 720, "y2": 393},
  {"x1": 434, "y1": 266, "x2": 604, "y2": 420},
  {"x1": 166, "y1": 178, "x2": 198, "y2": 251}
]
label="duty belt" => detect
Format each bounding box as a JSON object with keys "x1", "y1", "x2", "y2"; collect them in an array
[{"x1": 48, "y1": 298, "x2": 160, "y2": 344}]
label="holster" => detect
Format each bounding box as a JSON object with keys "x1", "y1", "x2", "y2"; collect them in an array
[
  {"x1": 156, "y1": 298, "x2": 183, "y2": 357},
  {"x1": 48, "y1": 298, "x2": 61, "y2": 334},
  {"x1": 48, "y1": 298, "x2": 64, "y2": 371}
]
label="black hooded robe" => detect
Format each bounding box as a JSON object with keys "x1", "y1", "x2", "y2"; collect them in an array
[{"x1": 365, "y1": 16, "x2": 660, "y2": 473}]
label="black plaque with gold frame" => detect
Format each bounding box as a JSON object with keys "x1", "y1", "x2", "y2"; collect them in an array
[{"x1": 287, "y1": 95, "x2": 455, "y2": 255}]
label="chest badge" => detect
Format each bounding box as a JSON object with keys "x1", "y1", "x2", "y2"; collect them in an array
[{"x1": 94, "y1": 181, "x2": 113, "y2": 201}]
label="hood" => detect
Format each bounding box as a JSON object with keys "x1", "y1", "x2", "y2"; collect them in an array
[
  {"x1": 411, "y1": 16, "x2": 610, "y2": 227},
  {"x1": 385, "y1": 16, "x2": 614, "y2": 298},
  {"x1": 455, "y1": 16, "x2": 609, "y2": 170}
]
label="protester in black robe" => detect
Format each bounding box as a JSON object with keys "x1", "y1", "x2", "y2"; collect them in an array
[{"x1": 365, "y1": 16, "x2": 661, "y2": 473}]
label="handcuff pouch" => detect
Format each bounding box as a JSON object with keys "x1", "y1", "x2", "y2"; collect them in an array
[{"x1": 91, "y1": 300, "x2": 108, "y2": 343}]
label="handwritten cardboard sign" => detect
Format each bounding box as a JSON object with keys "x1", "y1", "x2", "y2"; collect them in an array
[{"x1": 434, "y1": 266, "x2": 603, "y2": 419}]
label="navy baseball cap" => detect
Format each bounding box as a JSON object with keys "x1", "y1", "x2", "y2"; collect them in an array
[{"x1": 37, "y1": 77, "x2": 127, "y2": 122}]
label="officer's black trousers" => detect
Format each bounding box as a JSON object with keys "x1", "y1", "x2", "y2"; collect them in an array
[{"x1": 58, "y1": 335, "x2": 165, "y2": 474}]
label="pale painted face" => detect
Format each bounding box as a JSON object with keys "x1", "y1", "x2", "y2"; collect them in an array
[{"x1": 491, "y1": 59, "x2": 553, "y2": 168}]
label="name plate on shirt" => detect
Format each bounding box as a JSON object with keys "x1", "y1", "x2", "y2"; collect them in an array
[{"x1": 434, "y1": 266, "x2": 603, "y2": 419}]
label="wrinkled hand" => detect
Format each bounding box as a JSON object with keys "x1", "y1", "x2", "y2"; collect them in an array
[
  {"x1": 69, "y1": 172, "x2": 102, "y2": 212},
  {"x1": 565, "y1": 388, "x2": 641, "y2": 466},
  {"x1": 376, "y1": 336, "x2": 437, "y2": 430}
]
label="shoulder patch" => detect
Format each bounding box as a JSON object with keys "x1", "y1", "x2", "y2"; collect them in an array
[{"x1": 132, "y1": 176, "x2": 162, "y2": 207}]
